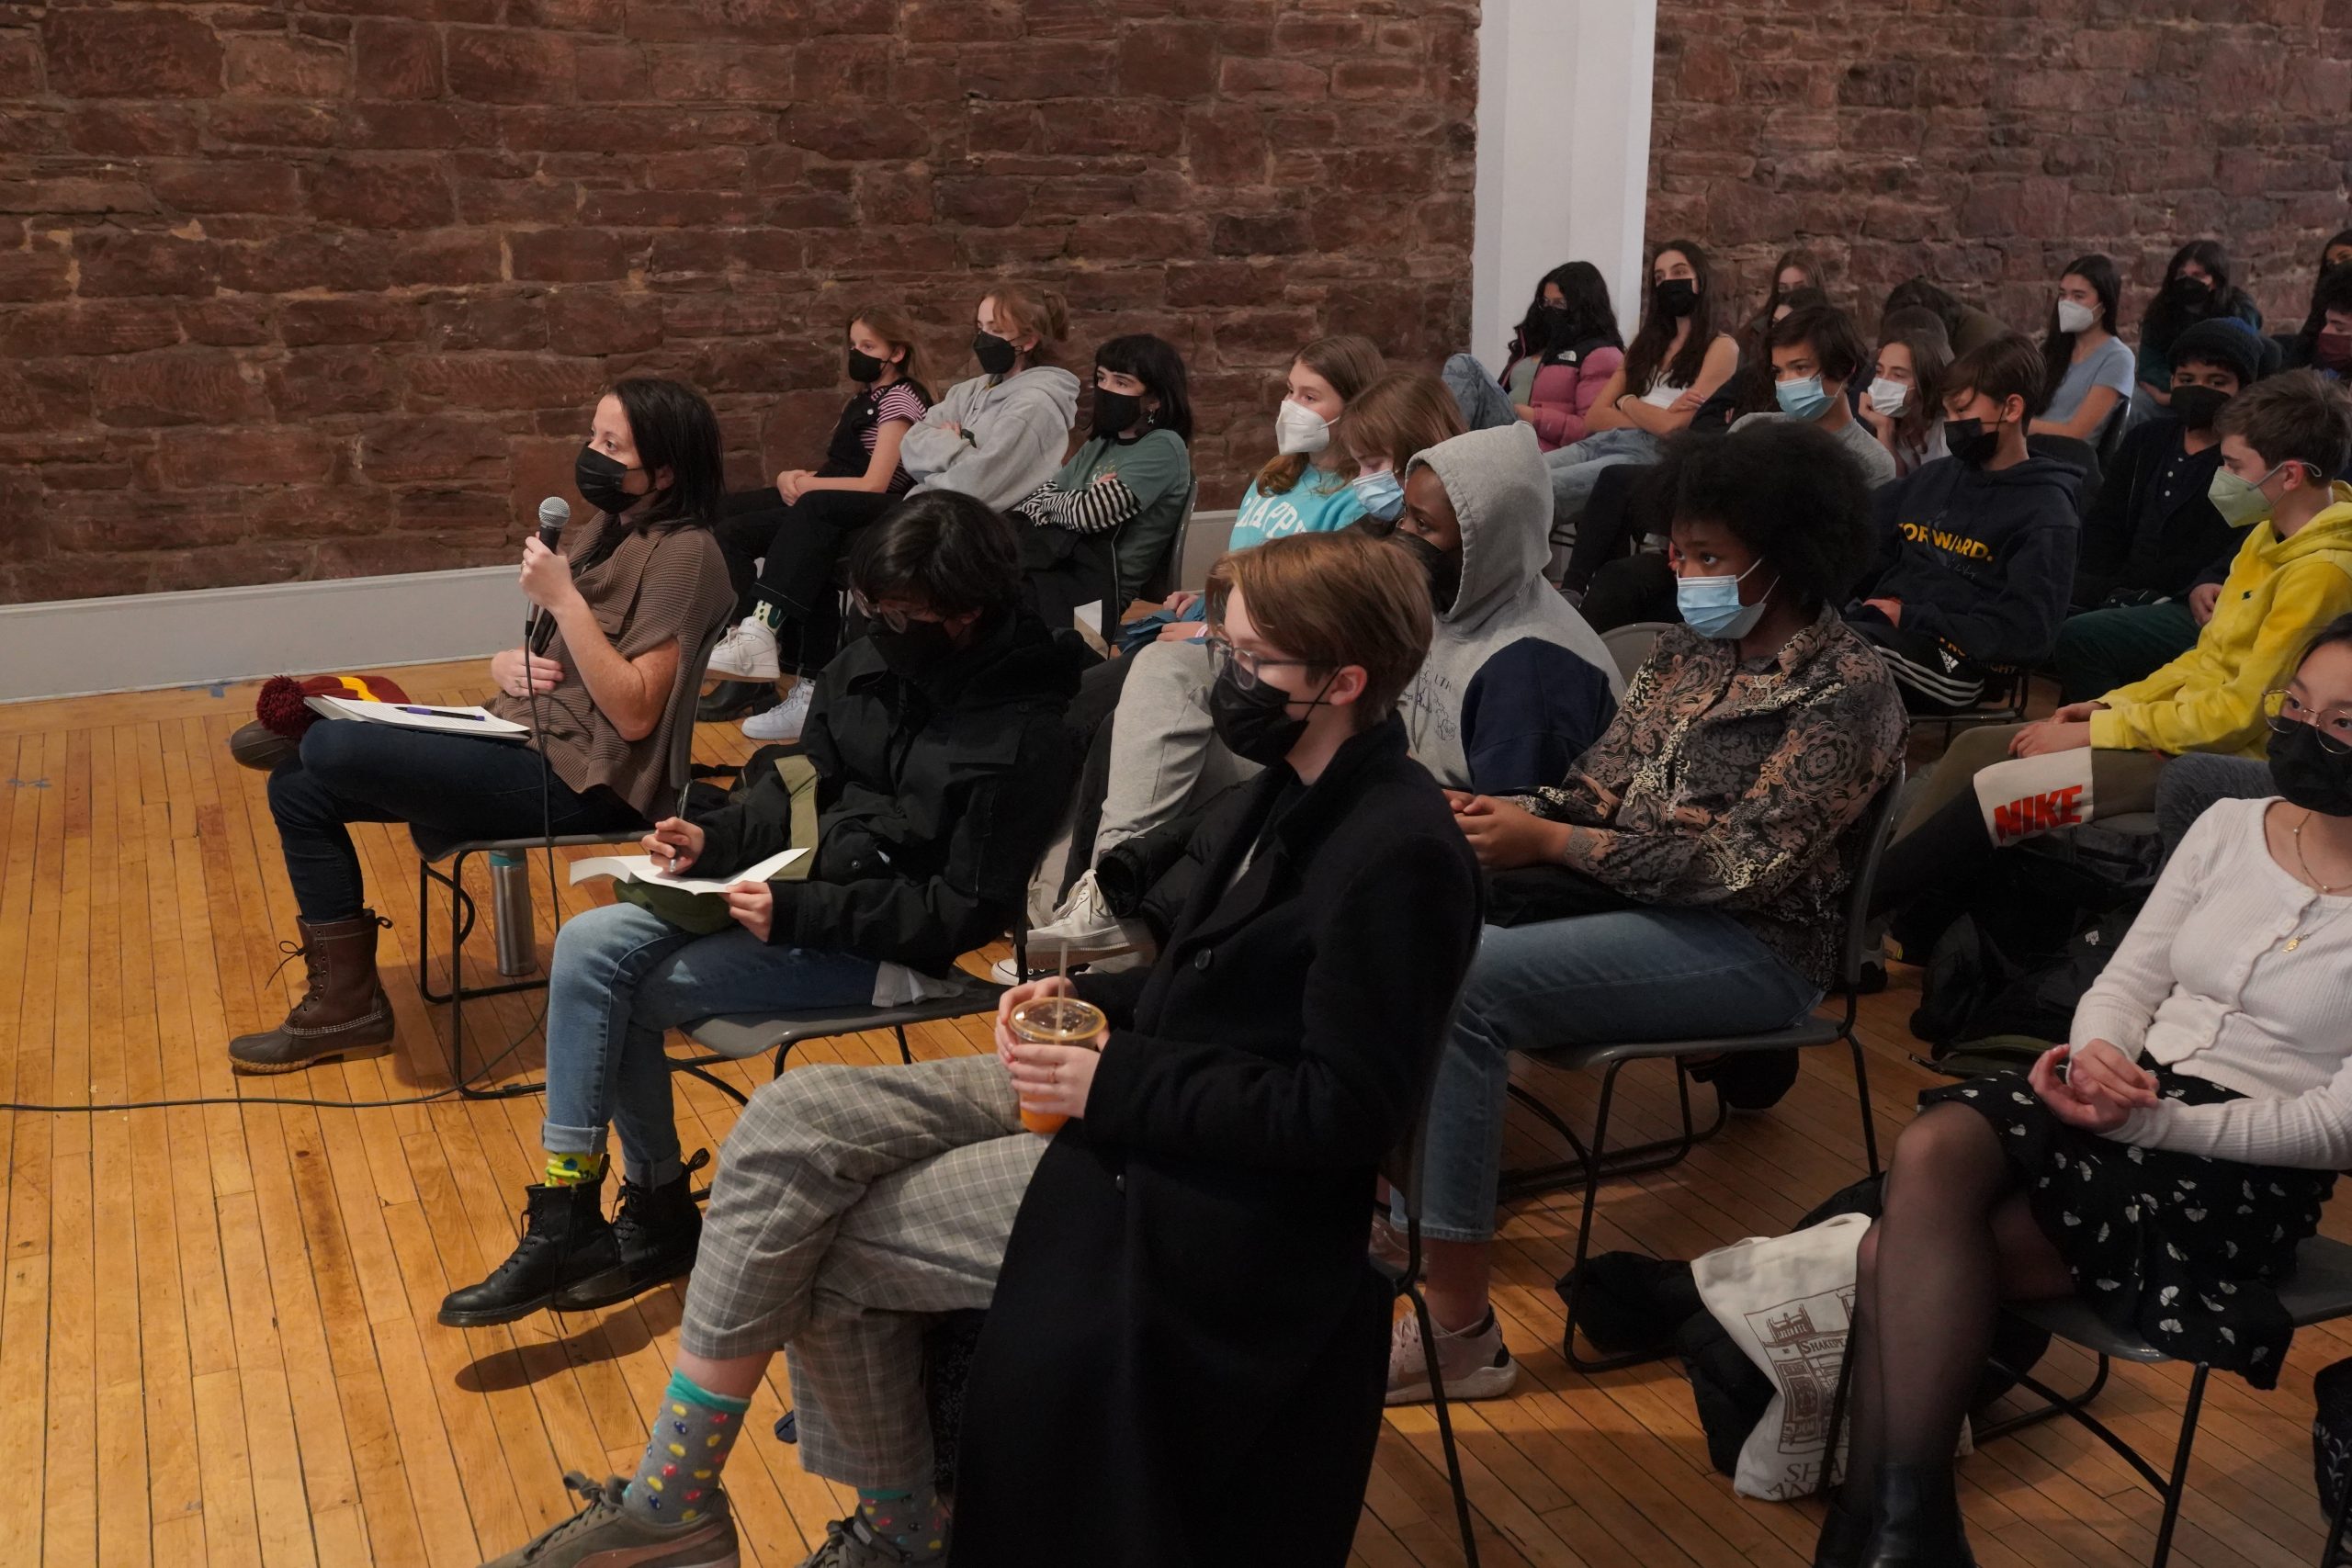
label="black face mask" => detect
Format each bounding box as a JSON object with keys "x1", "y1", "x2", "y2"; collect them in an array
[
  {"x1": 575, "y1": 445, "x2": 641, "y2": 517},
  {"x1": 846, "y1": 348, "x2": 886, "y2": 385},
  {"x1": 1944, "y1": 416, "x2": 1998, "y2": 466},
  {"x1": 1091, "y1": 389, "x2": 1145, "y2": 439},
  {"x1": 973, "y1": 332, "x2": 1020, "y2": 377},
  {"x1": 1392, "y1": 530, "x2": 1463, "y2": 615},
  {"x1": 2268, "y1": 720, "x2": 2352, "y2": 817},
  {"x1": 2169, "y1": 385, "x2": 2230, "y2": 432},
  {"x1": 1208, "y1": 666, "x2": 1333, "y2": 767},
  {"x1": 1652, "y1": 278, "x2": 1699, "y2": 319},
  {"x1": 2166, "y1": 274, "x2": 2212, "y2": 304},
  {"x1": 869, "y1": 619, "x2": 959, "y2": 685}
]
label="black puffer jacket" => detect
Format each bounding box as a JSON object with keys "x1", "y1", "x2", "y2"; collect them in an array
[{"x1": 693, "y1": 609, "x2": 1085, "y2": 975}]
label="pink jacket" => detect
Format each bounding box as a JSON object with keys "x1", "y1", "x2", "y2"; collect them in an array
[{"x1": 1501, "y1": 344, "x2": 1626, "y2": 452}]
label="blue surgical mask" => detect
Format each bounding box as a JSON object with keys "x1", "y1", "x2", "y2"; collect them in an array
[
  {"x1": 1775, "y1": 375, "x2": 1832, "y2": 422},
  {"x1": 1676, "y1": 559, "x2": 1775, "y2": 640},
  {"x1": 1351, "y1": 467, "x2": 1405, "y2": 523}
]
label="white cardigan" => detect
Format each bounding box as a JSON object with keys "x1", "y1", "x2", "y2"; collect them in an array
[{"x1": 2085, "y1": 795, "x2": 2352, "y2": 1168}]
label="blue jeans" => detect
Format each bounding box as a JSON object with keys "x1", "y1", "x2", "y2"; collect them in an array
[
  {"x1": 267, "y1": 718, "x2": 640, "y2": 921},
  {"x1": 541, "y1": 900, "x2": 882, "y2": 1184},
  {"x1": 1414, "y1": 908, "x2": 1821, "y2": 1242},
  {"x1": 1442, "y1": 352, "x2": 1520, "y2": 432},
  {"x1": 1543, "y1": 426, "x2": 1663, "y2": 546}
]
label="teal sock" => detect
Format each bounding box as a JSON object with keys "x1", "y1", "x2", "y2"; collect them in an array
[
  {"x1": 623, "y1": 1370, "x2": 750, "y2": 1528},
  {"x1": 857, "y1": 1484, "x2": 948, "y2": 1561}
]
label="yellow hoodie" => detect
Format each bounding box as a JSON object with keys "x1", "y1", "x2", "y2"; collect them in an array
[{"x1": 2089, "y1": 481, "x2": 2352, "y2": 756}]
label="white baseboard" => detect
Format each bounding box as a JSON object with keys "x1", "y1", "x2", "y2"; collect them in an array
[
  {"x1": 0, "y1": 505, "x2": 1250, "y2": 705},
  {"x1": 0, "y1": 565, "x2": 523, "y2": 704}
]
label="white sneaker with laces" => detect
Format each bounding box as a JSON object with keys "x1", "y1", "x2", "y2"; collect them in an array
[
  {"x1": 707, "y1": 617, "x2": 781, "y2": 681},
  {"x1": 1027, "y1": 872, "x2": 1139, "y2": 960},
  {"x1": 1385, "y1": 1305, "x2": 1518, "y2": 1405},
  {"x1": 741, "y1": 680, "x2": 814, "y2": 742}
]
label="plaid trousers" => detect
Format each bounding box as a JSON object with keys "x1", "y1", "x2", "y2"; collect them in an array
[{"x1": 680, "y1": 1055, "x2": 1042, "y2": 1487}]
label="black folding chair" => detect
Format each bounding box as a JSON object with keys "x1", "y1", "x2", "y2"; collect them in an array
[
  {"x1": 670, "y1": 974, "x2": 1012, "y2": 1105},
  {"x1": 1975, "y1": 1235, "x2": 2352, "y2": 1568},
  {"x1": 1507, "y1": 771, "x2": 1905, "y2": 1373},
  {"x1": 413, "y1": 618, "x2": 729, "y2": 1099}
]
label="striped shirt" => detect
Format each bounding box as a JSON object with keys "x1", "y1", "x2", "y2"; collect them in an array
[{"x1": 865, "y1": 382, "x2": 930, "y2": 493}]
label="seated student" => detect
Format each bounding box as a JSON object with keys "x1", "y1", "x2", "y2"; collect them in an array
[
  {"x1": 719, "y1": 284, "x2": 1080, "y2": 743},
  {"x1": 1387, "y1": 422, "x2": 1622, "y2": 793},
  {"x1": 1818, "y1": 621, "x2": 2352, "y2": 1568},
  {"x1": 1858, "y1": 309, "x2": 1953, "y2": 477},
  {"x1": 1847, "y1": 335, "x2": 2082, "y2": 712},
  {"x1": 471, "y1": 530, "x2": 1478, "y2": 1568},
  {"x1": 1740, "y1": 247, "x2": 1824, "y2": 358},
  {"x1": 2133, "y1": 240, "x2": 2264, "y2": 418},
  {"x1": 436, "y1": 491, "x2": 1082, "y2": 1329},
  {"x1": 1883, "y1": 275, "x2": 2008, "y2": 358},
  {"x1": 1542, "y1": 238, "x2": 1741, "y2": 546},
  {"x1": 1873, "y1": 370, "x2": 2352, "y2": 914},
  {"x1": 947, "y1": 532, "x2": 1483, "y2": 1568},
  {"x1": 228, "y1": 379, "x2": 735, "y2": 1074},
  {"x1": 1012, "y1": 333, "x2": 1194, "y2": 640},
  {"x1": 2030, "y1": 254, "x2": 2136, "y2": 445},
  {"x1": 703, "y1": 309, "x2": 933, "y2": 722},
  {"x1": 1385, "y1": 419, "x2": 1906, "y2": 1406},
  {"x1": 1442, "y1": 260, "x2": 1625, "y2": 450},
  {"x1": 2281, "y1": 257, "x2": 2352, "y2": 380},
  {"x1": 1567, "y1": 304, "x2": 1894, "y2": 625},
  {"x1": 2055, "y1": 319, "x2": 2260, "y2": 700}
]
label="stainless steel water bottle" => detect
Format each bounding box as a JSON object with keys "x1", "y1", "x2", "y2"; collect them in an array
[{"x1": 489, "y1": 850, "x2": 537, "y2": 976}]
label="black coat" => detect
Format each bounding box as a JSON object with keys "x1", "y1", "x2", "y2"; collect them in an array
[
  {"x1": 950, "y1": 716, "x2": 1482, "y2": 1568},
  {"x1": 2070, "y1": 417, "x2": 2233, "y2": 608},
  {"x1": 690, "y1": 608, "x2": 1084, "y2": 974}
]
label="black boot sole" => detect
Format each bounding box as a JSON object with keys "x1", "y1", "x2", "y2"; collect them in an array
[
  {"x1": 697, "y1": 680, "x2": 778, "y2": 722},
  {"x1": 548, "y1": 1251, "x2": 698, "y2": 1313}
]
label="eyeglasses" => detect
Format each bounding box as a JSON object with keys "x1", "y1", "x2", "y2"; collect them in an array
[
  {"x1": 851, "y1": 593, "x2": 947, "y2": 635},
  {"x1": 2264, "y1": 688, "x2": 2352, "y2": 755},
  {"x1": 1204, "y1": 635, "x2": 1320, "y2": 693}
]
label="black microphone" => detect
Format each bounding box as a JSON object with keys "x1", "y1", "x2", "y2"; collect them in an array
[{"x1": 537, "y1": 495, "x2": 570, "y2": 551}]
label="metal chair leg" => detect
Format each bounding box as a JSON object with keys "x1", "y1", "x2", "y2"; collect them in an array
[
  {"x1": 895, "y1": 1024, "x2": 914, "y2": 1066},
  {"x1": 1408, "y1": 1279, "x2": 1481, "y2": 1567},
  {"x1": 1560, "y1": 1063, "x2": 1670, "y2": 1374},
  {"x1": 1846, "y1": 1030, "x2": 1881, "y2": 1176},
  {"x1": 1498, "y1": 1064, "x2": 1726, "y2": 1202},
  {"x1": 421, "y1": 848, "x2": 547, "y2": 1100},
  {"x1": 2150, "y1": 1364, "x2": 2209, "y2": 1568}
]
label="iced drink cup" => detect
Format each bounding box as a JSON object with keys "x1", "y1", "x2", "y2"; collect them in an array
[{"x1": 1010, "y1": 994, "x2": 1107, "y2": 1136}]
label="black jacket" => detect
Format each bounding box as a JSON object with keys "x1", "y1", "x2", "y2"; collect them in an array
[
  {"x1": 952, "y1": 717, "x2": 1482, "y2": 1568},
  {"x1": 691, "y1": 609, "x2": 1084, "y2": 975},
  {"x1": 1860, "y1": 452, "x2": 2082, "y2": 669},
  {"x1": 2071, "y1": 417, "x2": 2233, "y2": 608}
]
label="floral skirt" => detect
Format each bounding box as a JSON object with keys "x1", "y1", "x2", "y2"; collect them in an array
[{"x1": 1921, "y1": 1066, "x2": 2335, "y2": 1388}]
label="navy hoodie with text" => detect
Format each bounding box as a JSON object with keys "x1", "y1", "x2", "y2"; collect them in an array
[{"x1": 1860, "y1": 452, "x2": 2082, "y2": 670}]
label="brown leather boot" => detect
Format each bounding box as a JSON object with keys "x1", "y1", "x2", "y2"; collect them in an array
[{"x1": 229, "y1": 911, "x2": 395, "y2": 1074}]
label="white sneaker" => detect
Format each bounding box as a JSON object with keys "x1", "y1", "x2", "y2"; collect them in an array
[
  {"x1": 707, "y1": 617, "x2": 781, "y2": 681},
  {"x1": 1385, "y1": 1305, "x2": 1518, "y2": 1405},
  {"x1": 741, "y1": 679, "x2": 814, "y2": 742},
  {"x1": 1027, "y1": 872, "x2": 1140, "y2": 961}
]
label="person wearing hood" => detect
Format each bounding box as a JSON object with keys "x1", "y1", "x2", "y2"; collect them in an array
[
  {"x1": 1386, "y1": 418, "x2": 1906, "y2": 1410},
  {"x1": 436, "y1": 492, "x2": 1084, "y2": 1340},
  {"x1": 2055, "y1": 318, "x2": 2259, "y2": 702},
  {"x1": 1847, "y1": 334, "x2": 2084, "y2": 711},
  {"x1": 1874, "y1": 370, "x2": 2352, "y2": 923},
  {"x1": 1391, "y1": 422, "x2": 1622, "y2": 794},
  {"x1": 718, "y1": 284, "x2": 1081, "y2": 745}
]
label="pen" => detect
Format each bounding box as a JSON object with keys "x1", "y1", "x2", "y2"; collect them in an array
[
  {"x1": 656, "y1": 777, "x2": 694, "y2": 874},
  {"x1": 399, "y1": 705, "x2": 489, "y2": 721}
]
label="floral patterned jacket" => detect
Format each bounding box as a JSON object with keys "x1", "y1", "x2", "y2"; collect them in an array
[{"x1": 1524, "y1": 608, "x2": 1908, "y2": 987}]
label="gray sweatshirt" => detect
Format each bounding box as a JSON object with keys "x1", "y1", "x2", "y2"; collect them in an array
[{"x1": 900, "y1": 366, "x2": 1081, "y2": 509}]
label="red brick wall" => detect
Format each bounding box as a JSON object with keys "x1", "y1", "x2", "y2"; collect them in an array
[
  {"x1": 1648, "y1": 0, "x2": 2352, "y2": 344},
  {"x1": 0, "y1": 3, "x2": 1476, "y2": 604}
]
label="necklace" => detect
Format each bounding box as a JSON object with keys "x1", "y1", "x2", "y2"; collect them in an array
[{"x1": 2284, "y1": 810, "x2": 2352, "y2": 951}]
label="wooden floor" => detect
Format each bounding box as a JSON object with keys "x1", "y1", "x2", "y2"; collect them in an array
[{"x1": 1, "y1": 662, "x2": 2346, "y2": 1568}]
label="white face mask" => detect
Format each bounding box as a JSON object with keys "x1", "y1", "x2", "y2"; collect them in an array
[
  {"x1": 1274, "y1": 399, "x2": 1331, "y2": 457},
  {"x1": 1867, "y1": 377, "x2": 1909, "y2": 417},
  {"x1": 2056, "y1": 298, "x2": 2097, "y2": 335}
]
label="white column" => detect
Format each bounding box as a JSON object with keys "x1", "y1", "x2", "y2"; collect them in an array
[{"x1": 1470, "y1": 0, "x2": 1658, "y2": 374}]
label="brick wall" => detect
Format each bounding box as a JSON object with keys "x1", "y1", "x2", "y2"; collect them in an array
[
  {"x1": 0, "y1": 2, "x2": 1476, "y2": 604},
  {"x1": 1648, "y1": 0, "x2": 2352, "y2": 345}
]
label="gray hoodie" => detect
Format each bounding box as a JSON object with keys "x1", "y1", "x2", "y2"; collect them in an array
[
  {"x1": 1397, "y1": 422, "x2": 1623, "y2": 794},
  {"x1": 900, "y1": 365, "x2": 1081, "y2": 509}
]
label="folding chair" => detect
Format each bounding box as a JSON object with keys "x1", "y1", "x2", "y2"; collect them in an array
[
  {"x1": 1600, "y1": 621, "x2": 1670, "y2": 684},
  {"x1": 1976, "y1": 1234, "x2": 2352, "y2": 1568},
  {"x1": 669, "y1": 972, "x2": 1012, "y2": 1106},
  {"x1": 1508, "y1": 770, "x2": 1905, "y2": 1373},
  {"x1": 1927, "y1": 664, "x2": 2034, "y2": 746},
  {"x1": 413, "y1": 618, "x2": 729, "y2": 1100}
]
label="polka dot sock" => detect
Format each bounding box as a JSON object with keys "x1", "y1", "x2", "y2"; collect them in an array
[
  {"x1": 856, "y1": 1485, "x2": 948, "y2": 1562},
  {"x1": 544, "y1": 1151, "x2": 605, "y2": 1187},
  {"x1": 622, "y1": 1369, "x2": 749, "y2": 1529}
]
